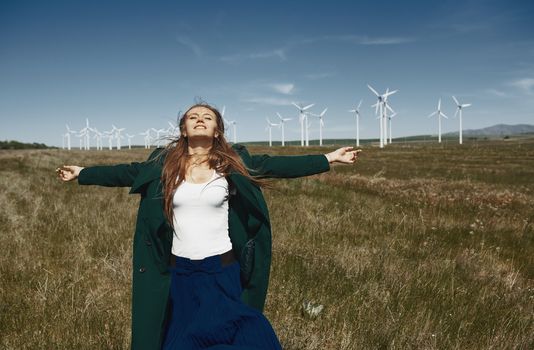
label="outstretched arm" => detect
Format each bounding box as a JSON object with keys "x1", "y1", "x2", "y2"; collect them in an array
[
  {"x1": 233, "y1": 144, "x2": 361, "y2": 179},
  {"x1": 56, "y1": 148, "x2": 163, "y2": 187},
  {"x1": 57, "y1": 162, "x2": 144, "y2": 187}
]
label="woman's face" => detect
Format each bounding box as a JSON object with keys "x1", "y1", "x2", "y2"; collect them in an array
[{"x1": 182, "y1": 106, "x2": 220, "y2": 140}]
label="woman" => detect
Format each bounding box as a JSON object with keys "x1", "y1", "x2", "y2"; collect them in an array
[{"x1": 57, "y1": 103, "x2": 360, "y2": 349}]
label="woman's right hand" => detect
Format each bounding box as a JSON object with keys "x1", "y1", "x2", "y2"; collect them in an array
[{"x1": 56, "y1": 165, "x2": 84, "y2": 182}]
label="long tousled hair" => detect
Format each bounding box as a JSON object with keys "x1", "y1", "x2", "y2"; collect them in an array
[{"x1": 153, "y1": 102, "x2": 268, "y2": 231}]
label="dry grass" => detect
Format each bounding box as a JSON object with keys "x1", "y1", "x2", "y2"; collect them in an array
[{"x1": 1, "y1": 140, "x2": 533, "y2": 349}]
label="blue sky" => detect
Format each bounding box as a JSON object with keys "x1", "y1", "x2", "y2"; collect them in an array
[{"x1": 1, "y1": 0, "x2": 533, "y2": 147}]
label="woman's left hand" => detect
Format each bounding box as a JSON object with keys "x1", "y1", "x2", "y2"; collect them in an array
[{"x1": 324, "y1": 147, "x2": 362, "y2": 164}]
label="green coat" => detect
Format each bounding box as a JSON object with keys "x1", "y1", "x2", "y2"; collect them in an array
[{"x1": 77, "y1": 143, "x2": 330, "y2": 350}]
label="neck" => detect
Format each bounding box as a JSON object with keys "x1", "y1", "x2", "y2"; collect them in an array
[{"x1": 187, "y1": 137, "x2": 212, "y2": 156}]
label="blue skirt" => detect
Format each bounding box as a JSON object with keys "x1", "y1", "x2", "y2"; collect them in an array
[{"x1": 161, "y1": 253, "x2": 283, "y2": 350}]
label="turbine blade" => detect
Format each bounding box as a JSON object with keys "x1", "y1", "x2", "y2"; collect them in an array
[
  {"x1": 302, "y1": 103, "x2": 315, "y2": 110},
  {"x1": 462, "y1": 103, "x2": 472, "y2": 108},
  {"x1": 384, "y1": 89, "x2": 398, "y2": 98},
  {"x1": 367, "y1": 84, "x2": 379, "y2": 96},
  {"x1": 452, "y1": 96, "x2": 460, "y2": 105},
  {"x1": 428, "y1": 111, "x2": 437, "y2": 118}
]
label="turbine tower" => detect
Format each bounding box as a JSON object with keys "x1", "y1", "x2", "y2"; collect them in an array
[
  {"x1": 428, "y1": 98, "x2": 448, "y2": 143},
  {"x1": 349, "y1": 100, "x2": 363, "y2": 146},
  {"x1": 291, "y1": 102, "x2": 315, "y2": 146},
  {"x1": 266, "y1": 118, "x2": 280, "y2": 147},
  {"x1": 276, "y1": 112, "x2": 292, "y2": 146},
  {"x1": 310, "y1": 108, "x2": 327, "y2": 146},
  {"x1": 452, "y1": 96, "x2": 472, "y2": 145}
]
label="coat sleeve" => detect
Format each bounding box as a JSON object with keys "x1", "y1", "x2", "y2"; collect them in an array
[
  {"x1": 77, "y1": 148, "x2": 163, "y2": 187},
  {"x1": 77, "y1": 162, "x2": 144, "y2": 187},
  {"x1": 231, "y1": 143, "x2": 330, "y2": 178}
]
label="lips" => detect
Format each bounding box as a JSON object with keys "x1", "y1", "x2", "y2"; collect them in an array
[{"x1": 194, "y1": 125, "x2": 206, "y2": 129}]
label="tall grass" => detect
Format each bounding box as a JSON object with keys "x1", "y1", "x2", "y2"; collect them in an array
[{"x1": 1, "y1": 140, "x2": 533, "y2": 349}]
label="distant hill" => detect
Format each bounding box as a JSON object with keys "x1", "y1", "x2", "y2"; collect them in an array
[
  {"x1": 443, "y1": 124, "x2": 534, "y2": 137},
  {"x1": 0, "y1": 140, "x2": 52, "y2": 149}
]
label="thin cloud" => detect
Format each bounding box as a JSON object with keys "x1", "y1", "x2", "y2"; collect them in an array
[
  {"x1": 509, "y1": 78, "x2": 534, "y2": 95},
  {"x1": 176, "y1": 35, "x2": 203, "y2": 57},
  {"x1": 484, "y1": 88, "x2": 508, "y2": 98},
  {"x1": 220, "y1": 48, "x2": 286, "y2": 63},
  {"x1": 295, "y1": 34, "x2": 415, "y2": 46},
  {"x1": 270, "y1": 83, "x2": 295, "y2": 95},
  {"x1": 243, "y1": 96, "x2": 292, "y2": 106},
  {"x1": 304, "y1": 72, "x2": 335, "y2": 80}
]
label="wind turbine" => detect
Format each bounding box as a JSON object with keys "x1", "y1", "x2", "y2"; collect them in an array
[
  {"x1": 452, "y1": 96, "x2": 472, "y2": 145},
  {"x1": 103, "y1": 129, "x2": 114, "y2": 150},
  {"x1": 150, "y1": 127, "x2": 166, "y2": 148},
  {"x1": 125, "y1": 133, "x2": 135, "y2": 149},
  {"x1": 388, "y1": 112, "x2": 397, "y2": 144},
  {"x1": 368, "y1": 85, "x2": 397, "y2": 148},
  {"x1": 428, "y1": 98, "x2": 448, "y2": 143},
  {"x1": 310, "y1": 108, "x2": 327, "y2": 146},
  {"x1": 276, "y1": 112, "x2": 292, "y2": 146},
  {"x1": 64, "y1": 124, "x2": 76, "y2": 150},
  {"x1": 349, "y1": 100, "x2": 363, "y2": 146},
  {"x1": 166, "y1": 121, "x2": 179, "y2": 138},
  {"x1": 77, "y1": 118, "x2": 92, "y2": 150},
  {"x1": 292, "y1": 102, "x2": 315, "y2": 146},
  {"x1": 91, "y1": 127, "x2": 103, "y2": 150},
  {"x1": 139, "y1": 129, "x2": 152, "y2": 149},
  {"x1": 266, "y1": 118, "x2": 280, "y2": 147},
  {"x1": 229, "y1": 120, "x2": 237, "y2": 143}
]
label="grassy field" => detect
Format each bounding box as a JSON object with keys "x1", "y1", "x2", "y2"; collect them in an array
[{"x1": 1, "y1": 139, "x2": 533, "y2": 349}]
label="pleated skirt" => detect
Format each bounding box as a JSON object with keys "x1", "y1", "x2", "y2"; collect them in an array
[{"x1": 161, "y1": 253, "x2": 283, "y2": 350}]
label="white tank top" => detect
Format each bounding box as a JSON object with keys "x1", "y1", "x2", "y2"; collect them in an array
[{"x1": 171, "y1": 170, "x2": 232, "y2": 259}]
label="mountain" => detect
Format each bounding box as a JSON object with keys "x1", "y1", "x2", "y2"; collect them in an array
[{"x1": 443, "y1": 124, "x2": 534, "y2": 136}]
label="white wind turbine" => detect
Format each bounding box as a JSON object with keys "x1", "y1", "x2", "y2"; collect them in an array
[
  {"x1": 151, "y1": 127, "x2": 166, "y2": 148},
  {"x1": 78, "y1": 118, "x2": 92, "y2": 150},
  {"x1": 292, "y1": 102, "x2": 315, "y2": 146},
  {"x1": 125, "y1": 133, "x2": 135, "y2": 149},
  {"x1": 368, "y1": 85, "x2": 396, "y2": 148},
  {"x1": 103, "y1": 130, "x2": 114, "y2": 150},
  {"x1": 388, "y1": 112, "x2": 397, "y2": 144},
  {"x1": 452, "y1": 96, "x2": 472, "y2": 145},
  {"x1": 428, "y1": 98, "x2": 449, "y2": 143},
  {"x1": 266, "y1": 118, "x2": 280, "y2": 147},
  {"x1": 310, "y1": 108, "x2": 327, "y2": 146},
  {"x1": 64, "y1": 124, "x2": 76, "y2": 150},
  {"x1": 349, "y1": 100, "x2": 363, "y2": 146},
  {"x1": 166, "y1": 121, "x2": 179, "y2": 138},
  {"x1": 91, "y1": 127, "x2": 103, "y2": 150},
  {"x1": 114, "y1": 126, "x2": 125, "y2": 150},
  {"x1": 223, "y1": 117, "x2": 237, "y2": 144},
  {"x1": 230, "y1": 120, "x2": 237, "y2": 144},
  {"x1": 139, "y1": 129, "x2": 152, "y2": 149},
  {"x1": 276, "y1": 112, "x2": 292, "y2": 146}
]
